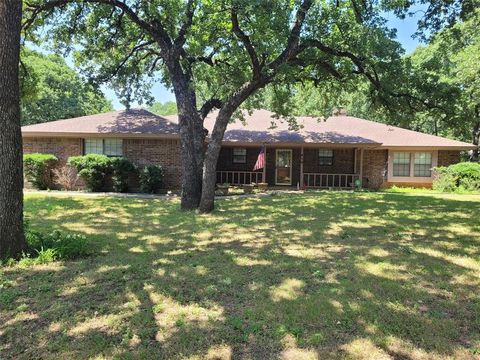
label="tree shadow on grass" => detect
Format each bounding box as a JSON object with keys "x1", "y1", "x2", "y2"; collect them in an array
[{"x1": 1, "y1": 192, "x2": 479, "y2": 359}]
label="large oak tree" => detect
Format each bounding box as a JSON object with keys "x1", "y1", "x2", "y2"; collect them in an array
[
  {"x1": 0, "y1": 0, "x2": 26, "y2": 258},
  {"x1": 24, "y1": 0, "x2": 468, "y2": 212}
]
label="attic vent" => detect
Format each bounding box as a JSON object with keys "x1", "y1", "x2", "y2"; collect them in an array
[{"x1": 332, "y1": 107, "x2": 347, "y2": 116}]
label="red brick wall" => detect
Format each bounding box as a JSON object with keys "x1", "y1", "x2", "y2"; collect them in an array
[
  {"x1": 123, "y1": 139, "x2": 182, "y2": 190},
  {"x1": 437, "y1": 150, "x2": 461, "y2": 167},
  {"x1": 23, "y1": 137, "x2": 83, "y2": 163},
  {"x1": 303, "y1": 148, "x2": 355, "y2": 174},
  {"x1": 362, "y1": 149, "x2": 388, "y2": 189}
]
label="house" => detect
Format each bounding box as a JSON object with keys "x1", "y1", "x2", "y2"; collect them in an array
[{"x1": 21, "y1": 108, "x2": 476, "y2": 190}]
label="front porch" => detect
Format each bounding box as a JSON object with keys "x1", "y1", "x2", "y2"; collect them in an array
[{"x1": 216, "y1": 145, "x2": 366, "y2": 189}]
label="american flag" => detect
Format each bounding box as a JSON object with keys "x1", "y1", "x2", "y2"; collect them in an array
[{"x1": 253, "y1": 146, "x2": 265, "y2": 171}]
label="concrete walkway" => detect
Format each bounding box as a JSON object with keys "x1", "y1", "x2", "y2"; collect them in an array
[{"x1": 24, "y1": 189, "x2": 282, "y2": 201}]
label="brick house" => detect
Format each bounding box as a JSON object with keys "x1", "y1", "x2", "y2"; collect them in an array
[{"x1": 21, "y1": 108, "x2": 476, "y2": 190}]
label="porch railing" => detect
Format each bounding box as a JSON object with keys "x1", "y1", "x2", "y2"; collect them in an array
[
  {"x1": 216, "y1": 171, "x2": 264, "y2": 185},
  {"x1": 303, "y1": 173, "x2": 360, "y2": 188}
]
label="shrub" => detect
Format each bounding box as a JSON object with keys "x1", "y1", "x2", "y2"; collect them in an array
[
  {"x1": 52, "y1": 165, "x2": 78, "y2": 190},
  {"x1": 433, "y1": 162, "x2": 480, "y2": 193},
  {"x1": 68, "y1": 154, "x2": 112, "y2": 192},
  {"x1": 432, "y1": 172, "x2": 457, "y2": 192},
  {"x1": 110, "y1": 157, "x2": 136, "y2": 193},
  {"x1": 23, "y1": 153, "x2": 58, "y2": 190},
  {"x1": 139, "y1": 164, "x2": 164, "y2": 193}
]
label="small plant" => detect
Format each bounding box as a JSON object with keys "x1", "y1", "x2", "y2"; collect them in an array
[
  {"x1": 52, "y1": 165, "x2": 78, "y2": 190},
  {"x1": 21, "y1": 220, "x2": 90, "y2": 263},
  {"x1": 139, "y1": 164, "x2": 164, "y2": 193},
  {"x1": 110, "y1": 157, "x2": 136, "y2": 193},
  {"x1": 68, "y1": 154, "x2": 112, "y2": 192},
  {"x1": 23, "y1": 153, "x2": 58, "y2": 190}
]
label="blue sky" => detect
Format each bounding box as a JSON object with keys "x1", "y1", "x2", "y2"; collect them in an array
[{"x1": 101, "y1": 11, "x2": 423, "y2": 110}]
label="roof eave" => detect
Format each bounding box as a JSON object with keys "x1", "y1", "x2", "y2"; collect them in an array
[
  {"x1": 21, "y1": 132, "x2": 180, "y2": 140},
  {"x1": 380, "y1": 145, "x2": 477, "y2": 151}
]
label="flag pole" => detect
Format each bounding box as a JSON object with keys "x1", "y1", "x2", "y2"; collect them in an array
[{"x1": 262, "y1": 143, "x2": 267, "y2": 183}]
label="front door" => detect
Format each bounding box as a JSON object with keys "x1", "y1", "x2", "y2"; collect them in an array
[{"x1": 276, "y1": 149, "x2": 292, "y2": 185}]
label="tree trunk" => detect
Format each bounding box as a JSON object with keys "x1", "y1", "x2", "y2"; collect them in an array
[
  {"x1": 177, "y1": 112, "x2": 205, "y2": 210},
  {"x1": 471, "y1": 120, "x2": 480, "y2": 162},
  {"x1": 199, "y1": 111, "x2": 232, "y2": 213},
  {"x1": 199, "y1": 81, "x2": 265, "y2": 213},
  {"x1": 0, "y1": 0, "x2": 26, "y2": 258},
  {"x1": 169, "y1": 61, "x2": 205, "y2": 210}
]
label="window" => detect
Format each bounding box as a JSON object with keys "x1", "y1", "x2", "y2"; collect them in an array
[
  {"x1": 104, "y1": 139, "x2": 123, "y2": 156},
  {"x1": 319, "y1": 149, "x2": 334, "y2": 166},
  {"x1": 414, "y1": 152, "x2": 432, "y2": 177},
  {"x1": 393, "y1": 152, "x2": 411, "y2": 176},
  {"x1": 84, "y1": 139, "x2": 103, "y2": 155},
  {"x1": 233, "y1": 148, "x2": 247, "y2": 163},
  {"x1": 84, "y1": 138, "x2": 123, "y2": 156}
]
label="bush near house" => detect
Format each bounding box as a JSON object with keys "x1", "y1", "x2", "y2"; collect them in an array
[
  {"x1": 110, "y1": 157, "x2": 137, "y2": 193},
  {"x1": 23, "y1": 153, "x2": 58, "y2": 190},
  {"x1": 433, "y1": 162, "x2": 480, "y2": 192},
  {"x1": 59, "y1": 154, "x2": 163, "y2": 193},
  {"x1": 68, "y1": 154, "x2": 113, "y2": 192},
  {"x1": 139, "y1": 164, "x2": 164, "y2": 193}
]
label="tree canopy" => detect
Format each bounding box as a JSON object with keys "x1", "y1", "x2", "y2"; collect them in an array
[
  {"x1": 147, "y1": 101, "x2": 177, "y2": 116},
  {"x1": 20, "y1": 49, "x2": 113, "y2": 125}
]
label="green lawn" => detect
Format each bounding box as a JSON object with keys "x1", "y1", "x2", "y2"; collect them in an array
[{"x1": 1, "y1": 192, "x2": 480, "y2": 359}]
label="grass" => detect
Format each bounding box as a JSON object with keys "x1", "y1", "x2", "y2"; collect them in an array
[{"x1": 1, "y1": 191, "x2": 480, "y2": 359}]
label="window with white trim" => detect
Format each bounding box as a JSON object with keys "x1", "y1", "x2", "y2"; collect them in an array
[
  {"x1": 319, "y1": 149, "x2": 334, "y2": 166},
  {"x1": 414, "y1": 152, "x2": 432, "y2": 177},
  {"x1": 84, "y1": 138, "x2": 123, "y2": 156},
  {"x1": 393, "y1": 152, "x2": 411, "y2": 176},
  {"x1": 232, "y1": 148, "x2": 247, "y2": 163}
]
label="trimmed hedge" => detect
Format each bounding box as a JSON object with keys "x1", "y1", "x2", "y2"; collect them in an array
[
  {"x1": 68, "y1": 154, "x2": 112, "y2": 192},
  {"x1": 23, "y1": 153, "x2": 58, "y2": 190},
  {"x1": 67, "y1": 154, "x2": 137, "y2": 192},
  {"x1": 111, "y1": 157, "x2": 137, "y2": 193},
  {"x1": 433, "y1": 162, "x2": 480, "y2": 192}
]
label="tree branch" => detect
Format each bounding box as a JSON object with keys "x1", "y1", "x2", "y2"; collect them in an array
[
  {"x1": 268, "y1": 0, "x2": 314, "y2": 71},
  {"x1": 231, "y1": 6, "x2": 260, "y2": 77},
  {"x1": 199, "y1": 98, "x2": 223, "y2": 119},
  {"x1": 173, "y1": 0, "x2": 196, "y2": 50},
  {"x1": 94, "y1": 39, "x2": 156, "y2": 83},
  {"x1": 24, "y1": 0, "x2": 172, "y2": 49}
]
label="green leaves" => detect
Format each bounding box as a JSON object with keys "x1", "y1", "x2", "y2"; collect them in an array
[
  {"x1": 20, "y1": 48, "x2": 112, "y2": 125},
  {"x1": 23, "y1": 153, "x2": 58, "y2": 190}
]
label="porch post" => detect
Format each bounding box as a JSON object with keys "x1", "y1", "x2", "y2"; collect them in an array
[
  {"x1": 262, "y1": 143, "x2": 267, "y2": 183},
  {"x1": 300, "y1": 146, "x2": 304, "y2": 188},
  {"x1": 359, "y1": 148, "x2": 364, "y2": 185},
  {"x1": 353, "y1": 148, "x2": 357, "y2": 174}
]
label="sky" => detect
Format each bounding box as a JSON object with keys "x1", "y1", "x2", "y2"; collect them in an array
[{"x1": 100, "y1": 10, "x2": 424, "y2": 110}]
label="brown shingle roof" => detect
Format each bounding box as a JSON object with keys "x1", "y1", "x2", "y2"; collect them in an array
[
  {"x1": 22, "y1": 108, "x2": 476, "y2": 149},
  {"x1": 21, "y1": 109, "x2": 178, "y2": 136}
]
